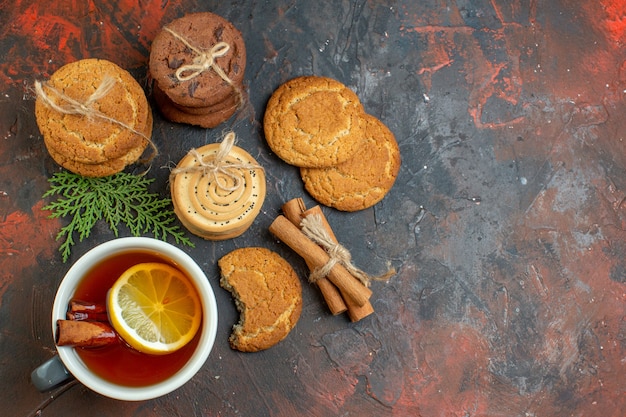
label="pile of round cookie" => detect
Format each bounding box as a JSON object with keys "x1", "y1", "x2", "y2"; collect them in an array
[
  {"x1": 263, "y1": 76, "x2": 401, "y2": 212},
  {"x1": 149, "y1": 12, "x2": 247, "y2": 128},
  {"x1": 35, "y1": 59, "x2": 153, "y2": 177},
  {"x1": 169, "y1": 135, "x2": 266, "y2": 241}
]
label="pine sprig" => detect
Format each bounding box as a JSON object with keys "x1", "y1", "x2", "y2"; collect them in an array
[{"x1": 42, "y1": 171, "x2": 194, "y2": 262}]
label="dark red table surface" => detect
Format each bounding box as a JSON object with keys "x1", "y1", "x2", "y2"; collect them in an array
[{"x1": 1, "y1": 1, "x2": 625, "y2": 416}]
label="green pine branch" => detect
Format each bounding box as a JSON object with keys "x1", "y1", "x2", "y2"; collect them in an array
[{"x1": 42, "y1": 171, "x2": 194, "y2": 262}]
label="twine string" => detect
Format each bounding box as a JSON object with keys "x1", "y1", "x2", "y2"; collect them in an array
[
  {"x1": 36, "y1": 76, "x2": 116, "y2": 122},
  {"x1": 300, "y1": 214, "x2": 396, "y2": 287},
  {"x1": 170, "y1": 131, "x2": 264, "y2": 192}
]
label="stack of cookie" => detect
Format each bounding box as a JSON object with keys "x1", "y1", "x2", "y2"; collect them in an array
[
  {"x1": 35, "y1": 58, "x2": 152, "y2": 177},
  {"x1": 149, "y1": 12, "x2": 247, "y2": 128},
  {"x1": 263, "y1": 76, "x2": 401, "y2": 211},
  {"x1": 169, "y1": 136, "x2": 266, "y2": 240}
]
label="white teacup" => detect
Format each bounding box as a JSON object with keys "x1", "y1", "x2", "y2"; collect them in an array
[{"x1": 31, "y1": 237, "x2": 218, "y2": 401}]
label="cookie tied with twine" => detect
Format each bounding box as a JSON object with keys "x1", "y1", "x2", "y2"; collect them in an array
[
  {"x1": 34, "y1": 58, "x2": 155, "y2": 177},
  {"x1": 170, "y1": 132, "x2": 266, "y2": 240},
  {"x1": 149, "y1": 12, "x2": 247, "y2": 127},
  {"x1": 163, "y1": 27, "x2": 232, "y2": 84}
]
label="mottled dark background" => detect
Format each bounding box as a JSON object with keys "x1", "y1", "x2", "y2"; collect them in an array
[{"x1": 1, "y1": 1, "x2": 624, "y2": 416}]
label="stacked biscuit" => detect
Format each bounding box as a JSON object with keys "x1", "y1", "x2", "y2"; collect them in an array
[
  {"x1": 169, "y1": 138, "x2": 266, "y2": 240},
  {"x1": 149, "y1": 12, "x2": 246, "y2": 128},
  {"x1": 263, "y1": 76, "x2": 401, "y2": 211},
  {"x1": 35, "y1": 59, "x2": 152, "y2": 177}
]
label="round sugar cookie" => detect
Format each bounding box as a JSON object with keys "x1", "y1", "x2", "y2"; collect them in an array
[
  {"x1": 35, "y1": 58, "x2": 152, "y2": 166},
  {"x1": 300, "y1": 114, "x2": 401, "y2": 211},
  {"x1": 170, "y1": 142, "x2": 265, "y2": 240},
  {"x1": 263, "y1": 76, "x2": 366, "y2": 168},
  {"x1": 218, "y1": 247, "x2": 302, "y2": 352}
]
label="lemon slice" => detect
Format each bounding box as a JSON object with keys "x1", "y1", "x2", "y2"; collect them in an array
[{"x1": 107, "y1": 262, "x2": 202, "y2": 355}]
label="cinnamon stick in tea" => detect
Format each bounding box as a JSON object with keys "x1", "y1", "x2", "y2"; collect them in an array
[
  {"x1": 301, "y1": 205, "x2": 375, "y2": 322},
  {"x1": 56, "y1": 319, "x2": 119, "y2": 348},
  {"x1": 282, "y1": 199, "x2": 347, "y2": 315},
  {"x1": 66, "y1": 311, "x2": 110, "y2": 321},
  {"x1": 69, "y1": 299, "x2": 107, "y2": 313},
  {"x1": 67, "y1": 300, "x2": 109, "y2": 321},
  {"x1": 269, "y1": 215, "x2": 372, "y2": 307}
]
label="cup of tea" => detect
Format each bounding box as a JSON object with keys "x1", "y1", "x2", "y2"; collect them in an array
[{"x1": 31, "y1": 237, "x2": 218, "y2": 401}]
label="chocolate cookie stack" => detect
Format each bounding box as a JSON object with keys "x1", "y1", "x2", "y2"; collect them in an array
[{"x1": 149, "y1": 12, "x2": 247, "y2": 128}]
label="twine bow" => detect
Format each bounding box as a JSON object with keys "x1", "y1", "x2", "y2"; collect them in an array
[
  {"x1": 170, "y1": 132, "x2": 264, "y2": 192},
  {"x1": 300, "y1": 214, "x2": 396, "y2": 287},
  {"x1": 164, "y1": 27, "x2": 232, "y2": 83}
]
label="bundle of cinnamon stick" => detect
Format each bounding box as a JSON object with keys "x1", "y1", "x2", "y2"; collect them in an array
[
  {"x1": 56, "y1": 300, "x2": 119, "y2": 348},
  {"x1": 270, "y1": 198, "x2": 393, "y2": 321}
]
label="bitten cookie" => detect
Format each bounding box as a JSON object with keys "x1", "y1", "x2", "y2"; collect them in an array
[
  {"x1": 149, "y1": 12, "x2": 246, "y2": 109},
  {"x1": 170, "y1": 140, "x2": 265, "y2": 240},
  {"x1": 35, "y1": 58, "x2": 152, "y2": 176},
  {"x1": 263, "y1": 76, "x2": 366, "y2": 168},
  {"x1": 219, "y1": 247, "x2": 302, "y2": 352},
  {"x1": 300, "y1": 114, "x2": 401, "y2": 211}
]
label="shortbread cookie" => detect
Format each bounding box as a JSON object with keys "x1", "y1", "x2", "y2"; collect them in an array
[
  {"x1": 149, "y1": 12, "x2": 246, "y2": 109},
  {"x1": 300, "y1": 114, "x2": 401, "y2": 211},
  {"x1": 35, "y1": 58, "x2": 152, "y2": 168},
  {"x1": 218, "y1": 247, "x2": 302, "y2": 352},
  {"x1": 263, "y1": 76, "x2": 366, "y2": 168},
  {"x1": 170, "y1": 142, "x2": 265, "y2": 240}
]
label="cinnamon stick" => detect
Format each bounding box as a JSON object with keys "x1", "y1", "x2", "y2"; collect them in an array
[
  {"x1": 69, "y1": 299, "x2": 106, "y2": 312},
  {"x1": 67, "y1": 300, "x2": 109, "y2": 321},
  {"x1": 301, "y1": 205, "x2": 375, "y2": 322},
  {"x1": 282, "y1": 199, "x2": 347, "y2": 315},
  {"x1": 269, "y1": 215, "x2": 372, "y2": 306},
  {"x1": 56, "y1": 319, "x2": 119, "y2": 348},
  {"x1": 66, "y1": 311, "x2": 110, "y2": 321},
  {"x1": 281, "y1": 198, "x2": 307, "y2": 226}
]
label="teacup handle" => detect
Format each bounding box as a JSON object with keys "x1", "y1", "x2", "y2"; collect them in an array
[{"x1": 31, "y1": 355, "x2": 73, "y2": 392}]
